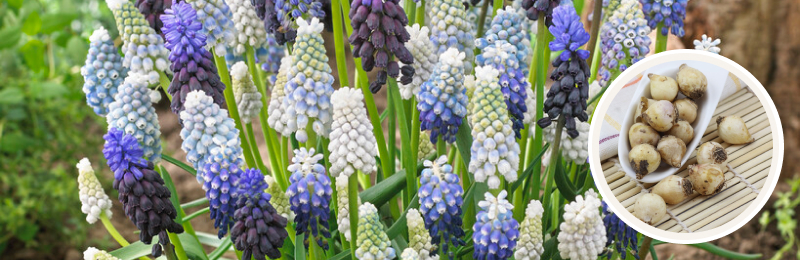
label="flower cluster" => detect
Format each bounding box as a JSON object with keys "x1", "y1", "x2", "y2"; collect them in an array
[
  {"x1": 598, "y1": 0, "x2": 651, "y2": 87},
  {"x1": 201, "y1": 143, "x2": 244, "y2": 237},
  {"x1": 328, "y1": 87, "x2": 378, "y2": 177},
  {"x1": 264, "y1": 175, "x2": 293, "y2": 219},
  {"x1": 418, "y1": 131, "x2": 436, "y2": 159},
  {"x1": 82, "y1": 27, "x2": 127, "y2": 116},
  {"x1": 231, "y1": 169, "x2": 289, "y2": 260},
  {"x1": 514, "y1": 200, "x2": 544, "y2": 260},
  {"x1": 103, "y1": 128, "x2": 184, "y2": 257},
  {"x1": 355, "y1": 203, "x2": 397, "y2": 260},
  {"x1": 282, "y1": 18, "x2": 335, "y2": 142},
  {"x1": 348, "y1": 0, "x2": 415, "y2": 93},
  {"x1": 640, "y1": 0, "x2": 688, "y2": 37},
  {"x1": 286, "y1": 148, "x2": 333, "y2": 249},
  {"x1": 77, "y1": 158, "x2": 114, "y2": 224},
  {"x1": 542, "y1": 117, "x2": 589, "y2": 164},
  {"x1": 135, "y1": 0, "x2": 174, "y2": 36},
  {"x1": 179, "y1": 90, "x2": 244, "y2": 182},
  {"x1": 417, "y1": 48, "x2": 469, "y2": 144},
  {"x1": 694, "y1": 34, "x2": 721, "y2": 54},
  {"x1": 275, "y1": 0, "x2": 325, "y2": 30},
  {"x1": 260, "y1": 34, "x2": 286, "y2": 73},
  {"x1": 428, "y1": 0, "x2": 475, "y2": 72},
  {"x1": 106, "y1": 0, "x2": 171, "y2": 85},
  {"x1": 267, "y1": 55, "x2": 293, "y2": 134},
  {"x1": 231, "y1": 61, "x2": 263, "y2": 123},
  {"x1": 84, "y1": 247, "x2": 121, "y2": 260},
  {"x1": 407, "y1": 208, "x2": 438, "y2": 259},
  {"x1": 537, "y1": 6, "x2": 591, "y2": 139},
  {"x1": 481, "y1": 7, "x2": 532, "y2": 68},
  {"x1": 401, "y1": 248, "x2": 422, "y2": 260},
  {"x1": 251, "y1": 0, "x2": 297, "y2": 44},
  {"x1": 557, "y1": 190, "x2": 607, "y2": 260},
  {"x1": 162, "y1": 2, "x2": 227, "y2": 115},
  {"x1": 511, "y1": 0, "x2": 537, "y2": 34},
  {"x1": 602, "y1": 201, "x2": 639, "y2": 259},
  {"x1": 519, "y1": 0, "x2": 561, "y2": 25},
  {"x1": 474, "y1": 40, "x2": 529, "y2": 138},
  {"x1": 418, "y1": 155, "x2": 465, "y2": 256},
  {"x1": 106, "y1": 75, "x2": 163, "y2": 163},
  {"x1": 335, "y1": 176, "x2": 359, "y2": 242},
  {"x1": 184, "y1": 0, "x2": 236, "y2": 56},
  {"x1": 466, "y1": 1, "x2": 493, "y2": 38},
  {"x1": 473, "y1": 191, "x2": 519, "y2": 260},
  {"x1": 468, "y1": 66, "x2": 521, "y2": 189},
  {"x1": 399, "y1": 24, "x2": 438, "y2": 100},
  {"x1": 227, "y1": 0, "x2": 268, "y2": 55}
]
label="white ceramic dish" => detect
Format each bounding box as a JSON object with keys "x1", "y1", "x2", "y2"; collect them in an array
[{"x1": 618, "y1": 60, "x2": 729, "y2": 183}]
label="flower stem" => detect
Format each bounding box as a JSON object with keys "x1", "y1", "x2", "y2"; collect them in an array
[
  {"x1": 245, "y1": 46, "x2": 284, "y2": 182},
  {"x1": 414, "y1": 1, "x2": 425, "y2": 25},
  {"x1": 541, "y1": 117, "x2": 565, "y2": 227},
  {"x1": 492, "y1": 0, "x2": 503, "y2": 16},
  {"x1": 475, "y1": 0, "x2": 491, "y2": 38},
  {"x1": 245, "y1": 122, "x2": 269, "y2": 174},
  {"x1": 331, "y1": 0, "x2": 350, "y2": 88},
  {"x1": 588, "y1": 40, "x2": 601, "y2": 84},
  {"x1": 655, "y1": 23, "x2": 668, "y2": 53},
  {"x1": 527, "y1": 19, "x2": 550, "y2": 202},
  {"x1": 157, "y1": 70, "x2": 173, "y2": 102},
  {"x1": 639, "y1": 236, "x2": 654, "y2": 259},
  {"x1": 585, "y1": 0, "x2": 603, "y2": 66},
  {"x1": 99, "y1": 212, "x2": 130, "y2": 247},
  {"x1": 167, "y1": 232, "x2": 188, "y2": 260},
  {"x1": 408, "y1": 103, "x2": 420, "y2": 202},
  {"x1": 436, "y1": 136, "x2": 446, "y2": 157},
  {"x1": 348, "y1": 174, "x2": 359, "y2": 260},
  {"x1": 213, "y1": 50, "x2": 258, "y2": 169}
]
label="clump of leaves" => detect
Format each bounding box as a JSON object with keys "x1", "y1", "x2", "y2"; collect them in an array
[{"x1": 760, "y1": 176, "x2": 800, "y2": 260}]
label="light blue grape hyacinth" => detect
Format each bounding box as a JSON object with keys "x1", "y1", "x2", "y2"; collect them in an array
[
  {"x1": 105, "y1": 74, "x2": 163, "y2": 163},
  {"x1": 82, "y1": 27, "x2": 128, "y2": 116},
  {"x1": 260, "y1": 34, "x2": 286, "y2": 73},
  {"x1": 640, "y1": 0, "x2": 688, "y2": 37},
  {"x1": 275, "y1": 0, "x2": 325, "y2": 31},
  {"x1": 417, "y1": 48, "x2": 469, "y2": 144},
  {"x1": 694, "y1": 34, "x2": 721, "y2": 54},
  {"x1": 286, "y1": 147, "x2": 333, "y2": 249},
  {"x1": 598, "y1": 0, "x2": 651, "y2": 87},
  {"x1": 427, "y1": 0, "x2": 475, "y2": 72},
  {"x1": 479, "y1": 6, "x2": 532, "y2": 70},
  {"x1": 282, "y1": 17, "x2": 335, "y2": 142},
  {"x1": 201, "y1": 141, "x2": 244, "y2": 238},
  {"x1": 418, "y1": 155, "x2": 465, "y2": 257},
  {"x1": 105, "y1": 0, "x2": 171, "y2": 85},
  {"x1": 472, "y1": 190, "x2": 519, "y2": 260},
  {"x1": 184, "y1": 0, "x2": 237, "y2": 56},
  {"x1": 474, "y1": 39, "x2": 529, "y2": 138},
  {"x1": 179, "y1": 90, "x2": 245, "y2": 183},
  {"x1": 355, "y1": 203, "x2": 397, "y2": 260},
  {"x1": 468, "y1": 66, "x2": 520, "y2": 189}
]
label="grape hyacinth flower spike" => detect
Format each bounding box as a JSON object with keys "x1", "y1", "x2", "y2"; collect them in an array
[
  {"x1": 183, "y1": 0, "x2": 236, "y2": 56},
  {"x1": 468, "y1": 66, "x2": 521, "y2": 189},
  {"x1": 694, "y1": 34, "x2": 721, "y2": 54},
  {"x1": 537, "y1": 5, "x2": 592, "y2": 139},
  {"x1": 261, "y1": 34, "x2": 286, "y2": 73},
  {"x1": 283, "y1": 17, "x2": 335, "y2": 142},
  {"x1": 602, "y1": 201, "x2": 639, "y2": 259},
  {"x1": 399, "y1": 24, "x2": 438, "y2": 100},
  {"x1": 161, "y1": 2, "x2": 227, "y2": 115},
  {"x1": 267, "y1": 55, "x2": 294, "y2": 135},
  {"x1": 328, "y1": 87, "x2": 378, "y2": 178},
  {"x1": 77, "y1": 158, "x2": 114, "y2": 224},
  {"x1": 231, "y1": 61, "x2": 264, "y2": 123},
  {"x1": 102, "y1": 128, "x2": 184, "y2": 257},
  {"x1": 355, "y1": 203, "x2": 397, "y2": 260},
  {"x1": 286, "y1": 148, "x2": 333, "y2": 249},
  {"x1": 226, "y1": 0, "x2": 268, "y2": 55},
  {"x1": 105, "y1": 0, "x2": 171, "y2": 85},
  {"x1": 84, "y1": 247, "x2": 121, "y2": 260},
  {"x1": 407, "y1": 208, "x2": 438, "y2": 259},
  {"x1": 520, "y1": 0, "x2": 561, "y2": 25},
  {"x1": 275, "y1": 0, "x2": 325, "y2": 31},
  {"x1": 514, "y1": 200, "x2": 544, "y2": 260},
  {"x1": 251, "y1": 0, "x2": 296, "y2": 44},
  {"x1": 418, "y1": 155, "x2": 466, "y2": 256},
  {"x1": 428, "y1": 0, "x2": 475, "y2": 72},
  {"x1": 82, "y1": 27, "x2": 127, "y2": 116},
  {"x1": 417, "y1": 48, "x2": 469, "y2": 144},
  {"x1": 135, "y1": 0, "x2": 175, "y2": 35},
  {"x1": 106, "y1": 75, "x2": 163, "y2": 163},
  {"x1": 479, "y1": 6, "x2": 532, "y2": 68},
  {"x1": 472, "y1": 190, "x2": 520, "y2": 260},
  {"x1": 348, "y1": 0, "x2": 415, "y2": 93},
  {"x1": 640, "y1": 0, "x2": 688, "y2": 37},
  {"x1": 201, "y1": 141, "x2": 245, "y2": 237},
  {"x1": 264, "y1": 175, "x2": 293, "y2": 219},
  {"x1": 557, "y1": 190, "x2": 607, "y2": 260},
  {"x1": 335, "y1": 175, "x2": 360, "y2": 242},
  {"x1": 231, "y1": 169, "x2": 289, "y2": 260},
  {"x1": 598, "y1": 0, "x2": 651, "y2": 87},
  {"x1": 542, "y1": 117, "x2": 589, "y2": 164},
  {"x1": 474, "y1": 40, "x2": 529, "y2": 138}
]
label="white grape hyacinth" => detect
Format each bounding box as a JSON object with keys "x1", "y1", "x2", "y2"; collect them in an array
[
  {"x1": 231, "y1": 61, "x2": 263, "y2": 123},
  {"x1": 400, "y1": 248, "x2": 421, "y2": 260},
  {"x1": 335, "y1": 175, "x2": 360, "y2": 242},
  {"x1": 542, "y1": 117, "x2": 589, "y2": 165},
  {"x1": 557, "y1": 190, "x2": 607, "y2": 260},
  {"x1": 77, "y1": 158, "x2": 113, "y2": 224},
  {"x1": 400, "y1": 24, "x2": 438, "y2": 100},
  {"x1": 514, "y1": 200, "x2": 544, "y2": 260},
  {"x1": 355, "y1": 203, "x2": 396, "y2": 260},
  {"x1": 406, "y1": 208, "x2": 438, "y2": 260},
  {"x1": 328, "y1": 87, "x2": 378, "y2": 177},
  {"x1": 225, "y1": 0, "x2": 267, "y2": 55},
  {"x1": 264, "y1": 175, "x2": 293, "y2": 220},
  {"x1": 694, "y1": 34, "x2": 721, "y2": 54},
  {"x1": 84, "y1": 247, "x2": 121, "y2": 260},
  {"x1": 267, "y1": 55, "x2": 294, "y2": 135}
]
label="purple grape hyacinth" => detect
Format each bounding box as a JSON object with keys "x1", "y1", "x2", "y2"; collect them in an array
[
  {"x1": 640, "y1": 0, "x2": 688, "y2": 37},
  {"x1": 598, "y1": 0, "x2": 651, "y2": 87},
  {"x1": 417, "y1": 48, "x2": 469, "y2": 144},
  {"x1": 418, "y1": 155, "x2": 465, "y2": 257},
  {"x1": 135, "y1": 0, "x2": 179, "y2": 36},
  {"x1": 285, "y1": 148, "x2": 333, "y2": 249},
  {"x1": 520, "y1": 0, "x2": 561, "y2": 25},
  {"x1": 472, "y1": 191, "x2": 519, "y2": 260},
  {"x1": 252, "y1": 0, "x2": 297, "y2": 44},
  {"x1": 201, "y1": 145, "x2": 243, "y2": 238},
  {"x1": 161, "y1": 1, "x2": 227, "y2": 116},
  {"x1": 602, "y1": 201, "x2": 639, "y2": 259},
  {"x1": 231, "y1": 169, "x2": 289, "y2": 260}
]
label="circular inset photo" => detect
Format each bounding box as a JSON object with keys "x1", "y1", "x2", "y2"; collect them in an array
[{"x1": 588, "y1": 50, "x2": 784, "y2": 244}]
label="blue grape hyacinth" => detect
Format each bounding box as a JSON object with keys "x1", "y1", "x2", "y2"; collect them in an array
[
  {"x1": 162, "y1": 1, "x2": 227, "y2": 115},
  {"x1": 275, "y1": 0, "x2": 325, "y2": 30},
  {"x1": 260, "y1": 34, "x2": 286, "y2": 73},
  {"x1": 428, "y1": 0, "x2": 475, "y2": 72},
  {"x1": 598, "y1": 0, "x2": 651, "y2": 87},
  {"x1": 640, "y1": 0, "x2": 688, "y2": 37},
  {"x1": 201, "y1": 144, "x2": 244, "y2": 238},
  {"x1": 417, "y1": 48, "x2": 469, "y2": 144},
  {"x1": 106, "y1": 75, "x2": 163, "y2": 163},
  {"x1": 286, "y1": 148, "x2": 333, "y2": 249},
  {"x1": 418, "y1": 155, "x2": 465, "y2": 257},
  {"x1": 184, "y1": 0, "x2": 236, "y2": 56},
  {"x1": 102, "y1": 128, "x2": 184, "y2": 257},
  {"x1": 472, "y1": 191, "x2": 519, "y2": 260},
  {"x1": 602, "y1": 201, "x2": 639, "y2": 259},
  {"x1": 82, "y1": 27, "x2": 128, "y2": 116},
  {"x1": 251, "y1": 0, "x2": 297, "y2": 44},
  {"x1": 106, "y1": 0, "x2": 172, "y2": 85},
  {"x1": 231, "y1": 169, "x2": 289, "y2": 260},
  {"x1": 479, "y1": 6, "x2": 532, "y2": 70},
  {"x1": 474, "y1": 40, "x2": 529, "y2": 138}
]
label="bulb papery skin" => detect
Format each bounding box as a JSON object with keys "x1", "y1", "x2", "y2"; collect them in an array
[
  {"x1": 694, "y1": 34, "x2": 721, "y2": 54},
  {"x1": 514, "y1": 200, "x2": 544, "y2": 260},
  {"x1": 557, "y1": 190, "x2": 607, "y2": 260},
  {"x1": 407, "y1": 208, "x2": 439, "y2": 259},
  {"x1": 106, "y1": 75, "x2": 163, "y2": 163},
  {"x1": 77, "y1": 158, "x2": 114, "y2": 224},
  {"x1": 82, "y1": 27, "x2": 128, "y2": 116},
  {"x1": 598, "y1": 0, "x2": 651, "y2": 87},
  {"x1": 639, "y1": 0, "x2": 688, "y2": 37},
  {"x1": 472, "y1": 190, "x2": 520, "y2": 260},
  {"x1": 231, "y1": 61, "x2": 263, "y2": 123},
  {"x1": 716, "y1": 115, "x2": 754, "y2": 145},
  {"x1": 418, "y1": 155, "x2": 466, "y2": 256},
  {"x1": 84, "y1": 247, "x2": 121, "y2": 260},
  {"x1": 355, "y1": 203, "x2": 397, "y2": 260},
  {"x1": 106, "y1": 0, "x2": 172, "y2": 85},
  {"x1": 632, "y1": 193, "x2": 667, "y2": 225},
  {"x1": 184, "y1": 0, "x2": 236, "y2": 56},
  {"x1": 328, "y1": 87, "x2": 378, "y2": 178},
  {"x1": 282, "y1": 17, "x2": 335, "y2": 143},
  {"x1": 231, "y1": 168, "x2": 289, "y2": 260},
  {"x1": 286, "y1": 148, "x2": 333, "y2": 249},
  {"x1": 416, "y1": 48, "x2": 469, "y2": 144},
  {"x1": 400, "y1": 24, "x2": 438, "y2": 100},
  {"x1": 428, "y1": 0, "x2": 475, "y2": 72},
  {"x1": 468, "y1": 65, "x2": 521, "y2": 189}
]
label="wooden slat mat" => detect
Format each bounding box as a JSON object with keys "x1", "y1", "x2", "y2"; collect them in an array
[{"x1": 601, "y1": 88, "x2": 771, "y2": 233}]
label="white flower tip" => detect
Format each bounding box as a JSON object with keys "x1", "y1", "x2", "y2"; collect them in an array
[
  {"x1": 525, "y1": 200, "x2": 544, "y2": 218},
  {"x1": 184, "y1": 90, "x2": 213, "y2": 110},
  {"x1": 77, "y1": 158, "x2": 93, "y2": 174},
  {"x1": 105, "y1": 0, "x2": 126, "y2": 10},
  {"x1": 331, "y1": 87, "x2": 364, "y2": 108},
  {"x1": 296, "y1": 17, "x2": 324, "y2": 36},
  {"x1": 230, "y1": 61, "x2": 250, "y2": 80},
  {"x1": 440, "y1": 48, "x2": 465, "y2": 66},
  {"x1": 474, "y1": 66, "x2": 500, "y2": 84},
  {"x1": 89, "y1": 27, "x2": 110, "y2": 43},
  {"x1": 149, "y1": 89, "x2": 162, "y2": 103}
]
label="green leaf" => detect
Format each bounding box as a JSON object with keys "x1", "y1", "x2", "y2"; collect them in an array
[
  {"x1": 0, "y1": 132, "x2": 36, "y2": 153},
  {"x1": 6, "y1": 0, "x2": 23, "y2": 9},
  {"x1": 509, "y1": 143, "x2": 550, "y2": 193},
  {"x1": 294, "y1": 233, "x2": 306, "y2": 260},
  {"x1": 0, "y1": 87, "x2": 24, "y2": 105},
  {"x1": 386, "y1": 194, "x2": 419, "y2": 239},
  {"x1": 208, "y1": 237, "x2": 232, "y2": 260},
  {"x1": 540, "y1": 236, "x2": 564, "y2": 260},
  {"x1": 359, "y1": 169, "x2": 406, "y2": 207},
  {"x1": 109, "y1": 237, "x2": 157, "y2": 259},
  {"x1": 21, "y1": 11, "x2": 41, "y2": 35},
  {"x1": 0, "y1": 25, "x2": 22, "y2": 49},
  {"x1": 454, "y1": 123, "x2": 472, "y2": 170},
  {"x1": 66, "y1": 35, "x2": 88, "y2": 63},
  {"x1": 178, "y1": 233, "x2": 209, "y2": 260},
  {"x1": 162, "y1": 154, "x2": 197, "y2": 176},
  {"x1": 15, "y1": 222, "x2": 38, "y2": 242},
  {"x1": 30, "y1": 82, "x2": 67, "y2": 100},
  {"x1": 553, "y1": 159, "x2": 577, "y2": 202},
  {"x1": 40, "y1": 12, "x2": 79, "y2": 34},
  {"x1": 20, "y1": 39, "x2": 45, "y2": 72},
  {"x1": 688, "y1": 242, "x2": 762, "y2": 259},
  {"x1": 158, "y1": 165, "x2": 183, "y2": 223},
  {"x1": 328, "y1": 250, "x2": 351, "y2": 260}
]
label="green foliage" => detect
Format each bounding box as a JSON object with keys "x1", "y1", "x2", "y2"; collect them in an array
[{"x1": 760, "y1": 176, "x2": 800, "y2": 260}]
